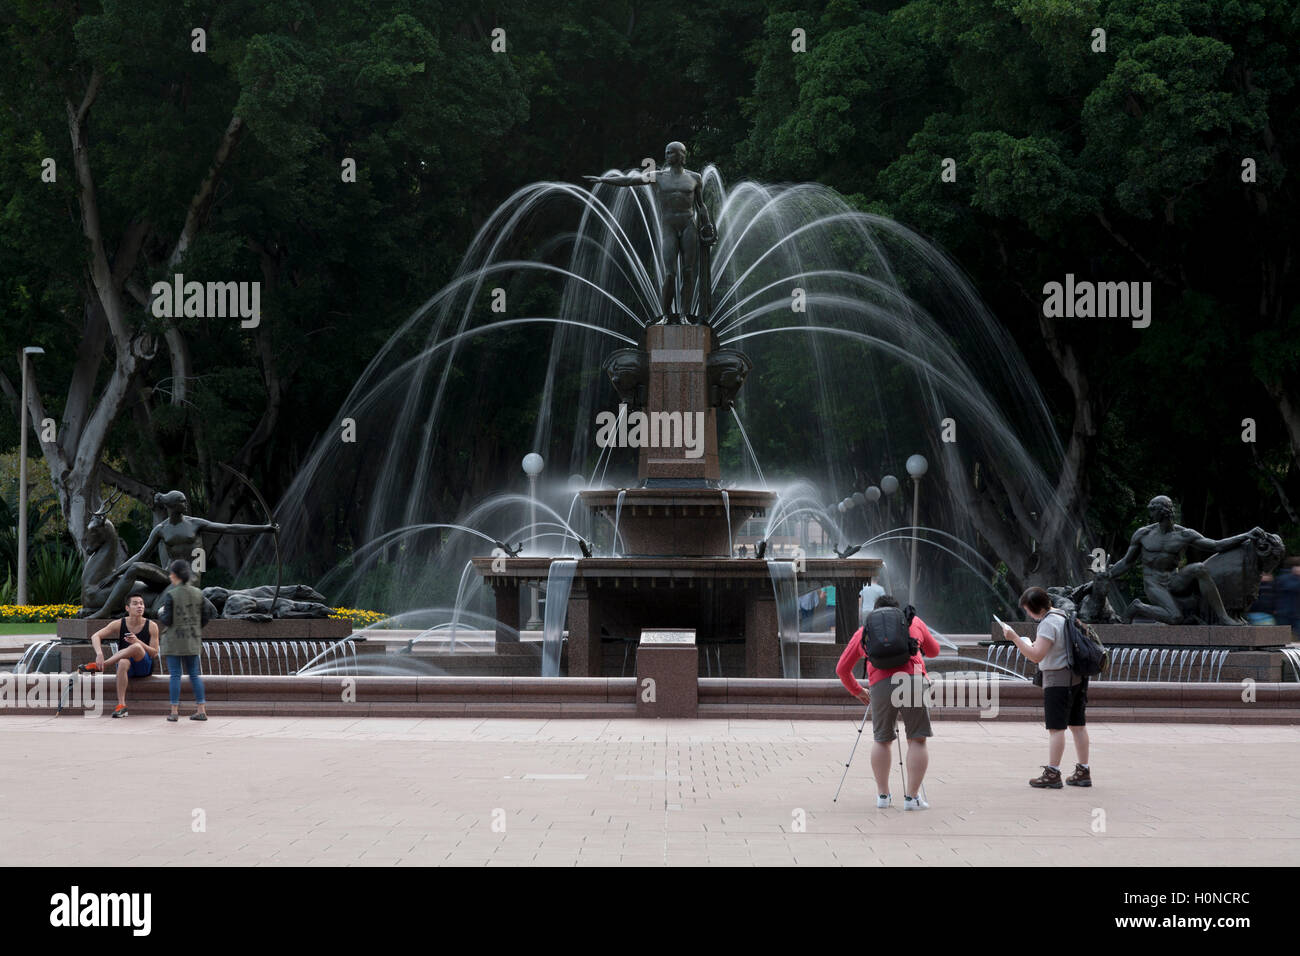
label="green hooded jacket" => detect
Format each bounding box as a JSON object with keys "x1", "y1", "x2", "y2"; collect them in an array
[{"x1": 160, "y1": 583, "x2": 208, "y2": 657}]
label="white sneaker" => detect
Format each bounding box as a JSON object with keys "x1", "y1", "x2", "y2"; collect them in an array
[
  {"x1": 904, "y1": 795, "x2": 929, "y2": 811},
  {"x1": 876, "y1": 794, "x2": 892, "y2": 809}
]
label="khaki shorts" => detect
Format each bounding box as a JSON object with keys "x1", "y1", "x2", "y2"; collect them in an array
[{"x1": 870, "y1": 674, "x2": 934, "y2": 743}]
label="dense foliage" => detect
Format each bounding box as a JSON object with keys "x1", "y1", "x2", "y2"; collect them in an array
[{"x1": 2, "y1": 0, "x2": 1297, "y2": 596}]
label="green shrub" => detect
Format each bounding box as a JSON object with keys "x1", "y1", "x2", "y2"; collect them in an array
[{"x1": 29, "y1": 547, "x2": 82, "y2": 605}]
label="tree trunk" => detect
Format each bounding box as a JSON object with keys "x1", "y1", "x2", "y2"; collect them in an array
[{"x1": 28, "y1": 67, "x2": 246, "y2": 555}]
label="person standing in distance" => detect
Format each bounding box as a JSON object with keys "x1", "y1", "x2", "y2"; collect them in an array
[{"x1": 157, "y1": 559, "x2": 211, "y2": 722}]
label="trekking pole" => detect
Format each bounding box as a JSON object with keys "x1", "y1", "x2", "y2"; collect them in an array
[
  {"x1": 56, "y1": 671, "x2": 75, "y2": 715},
  {"x1": 896, "y1": 726, "x2": 907, "y2": 800},
  {"x1": 832, "y1": 707, "x2": 871, "y2": 802}
]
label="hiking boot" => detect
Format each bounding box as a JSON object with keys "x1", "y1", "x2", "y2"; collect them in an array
[
  {"x1": 111, "y1": 705, "x2": 127, "y2": 719},
  {"x1": 1066, "y1": 763, "x2": 1092, "y2": 787},
  {"x1": 875, "y1": 794, "x2": 892, "y2": 809},
  {"x1": 903, "y1": 795, "x2": 929, "y2": 811},
  {"x1": 1029, "y1": 766, "x2": 1063, "y2": 789}
]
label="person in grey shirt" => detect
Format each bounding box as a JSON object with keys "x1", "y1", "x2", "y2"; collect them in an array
[{"x1": 999, "y1": 586, "x2": 1092, "y2": 789}]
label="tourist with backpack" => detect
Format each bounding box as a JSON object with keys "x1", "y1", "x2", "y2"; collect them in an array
[
  {"x1": 1000, "y1": 586, "x2": 1093, "y2": 789},
  {"x1": 835, "y1": 594, "x2": 940, "y2": 810}
]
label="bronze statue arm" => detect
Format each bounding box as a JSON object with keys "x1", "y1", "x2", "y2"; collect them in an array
[
  {"x1": 192, "y1": 517, "x2": 277, "y2": 535},
  {"x1": 1192, "y1": 528, "x2": 1261, "y2": 553},
  {"x1": 583, "y1": 171, "x2": 649, "y2": 188},
  {"x1": 113, "y1": 526, "x2": 162, "y2": 578},
  {"x1": 1105, "y1": 531, "x2": 1144, "y2": 578},
  {"x1": 694, "y1": 178, "x2": 715, "y2": 238}
]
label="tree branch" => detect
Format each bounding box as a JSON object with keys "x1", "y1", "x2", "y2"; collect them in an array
[
  {"x1": 67, "y1": 69, "x2": 137, "y2": 361},
  {"x1": 166, "y1": 114, "x2": 245, "y2": 270},
  {"x1": 98, "y1": 462, "x2": 157, "y2": 507},
  {"x1": 1094, "y1": 212, "x2": 1181, "y2": 289}
]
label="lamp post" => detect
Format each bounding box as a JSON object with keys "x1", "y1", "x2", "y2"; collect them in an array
[
  {"x1": 906, "y1": 454, "x2": 928, "y2": 603},
  {"x1": 17, "y1": 346, "x2": 44, "y2": 607},
  {"x1": 522, "y1": 453, "x2": 545, "y2": 630}
]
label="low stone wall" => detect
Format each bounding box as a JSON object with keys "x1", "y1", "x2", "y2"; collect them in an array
[
  {"x1": 995, "y1": 621, "x2": 1291, "y2": 648},
  {"x1": 3, "y1": 675, "x2": 638, "y2": 718},
  {"x1": 6, "y1": 674, "x2": 1297, "y2": 722}
]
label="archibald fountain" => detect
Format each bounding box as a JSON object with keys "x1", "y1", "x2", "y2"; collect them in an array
[
  {"x1": 18, "y1": 144, "x2": 1295, "y2": 721},
  {"x1": 466, "y1": 143, "x2": 879, "y2": 678}
]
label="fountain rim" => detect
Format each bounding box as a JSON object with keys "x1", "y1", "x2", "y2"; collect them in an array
[
  {"x1": 578, "y1": 487, "x2": 778, "y2": 510},
  {"x1": 469, "y1": 555, "x2": 884, "y2": 580}
]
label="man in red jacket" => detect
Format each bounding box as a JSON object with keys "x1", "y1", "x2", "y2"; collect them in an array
[{"x1": 835, "y1": 594, "x2": 941, "y2": 809}]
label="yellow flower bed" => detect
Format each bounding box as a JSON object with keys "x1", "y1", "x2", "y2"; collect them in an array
[
  {"x1": 0, "y1": 604, "x2": 83, "y2": 623},
  {"x1": 330, "y1": 607, "x2": 389, "y2": 627}
]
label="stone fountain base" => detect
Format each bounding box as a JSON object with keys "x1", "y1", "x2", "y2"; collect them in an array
[
  {"x1": 472, "y1": 556, "x2": 882, "y2": 677},
  {"x1": 50, "y1": 617, "x2": 362, "y2": 676},
  {"x1": 964, "y1": 622, "x2": 1296, "y2": 682}
]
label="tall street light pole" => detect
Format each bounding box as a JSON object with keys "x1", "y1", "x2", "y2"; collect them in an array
[
  {"x1": 522, "y1": 453, "x2": 545, "y2": 630},
  {"x1": 906, "y1": 454, "x2": 928, "y2": 604},
  {"x1": 17, "y1": 346, "x2": 45, "y2": 607}
]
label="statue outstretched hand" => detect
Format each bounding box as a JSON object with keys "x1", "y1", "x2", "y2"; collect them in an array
[{"x1": 584, "y1": 171, "x2": 652, "y2": 186}]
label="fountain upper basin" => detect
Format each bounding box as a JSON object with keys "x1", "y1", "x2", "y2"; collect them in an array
[{"x1": 580, "y1": 487, "x2": 777, "y2": 557}]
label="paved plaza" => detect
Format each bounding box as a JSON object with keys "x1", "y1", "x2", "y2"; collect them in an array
[{"x1": 2, "y1": 715, "x2": 1296, "y2": 866}]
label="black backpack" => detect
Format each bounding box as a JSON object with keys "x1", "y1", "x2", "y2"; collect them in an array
[
  {"x1": 1056, "y1": 609, "x2": 1108, "y2": 678},
  {"x1": 860, "y1": 605, "x2": 919, "y2": 669}
]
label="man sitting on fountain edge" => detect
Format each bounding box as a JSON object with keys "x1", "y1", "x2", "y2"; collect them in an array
[{"x1": 78, "y1": 593, "x2": 160, "y2": 719}]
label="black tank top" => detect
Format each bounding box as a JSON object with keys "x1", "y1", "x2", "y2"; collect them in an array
[{"x1": 118, "y1": 616, "x2": 151, "y2": 648}]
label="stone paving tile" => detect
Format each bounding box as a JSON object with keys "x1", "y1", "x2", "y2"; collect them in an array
[{"x1": 0, "y1": 715, "x2": 1295, "y2": 865}]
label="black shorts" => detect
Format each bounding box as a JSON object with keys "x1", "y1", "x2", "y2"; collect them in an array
[{"x1": 1043, "y1": 678, "x2": 1088, "y2": 730}]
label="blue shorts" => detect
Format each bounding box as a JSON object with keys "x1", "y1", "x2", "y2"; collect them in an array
[{"x1": 127, "y1": 653, "x2": 154, "y2": 678}]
